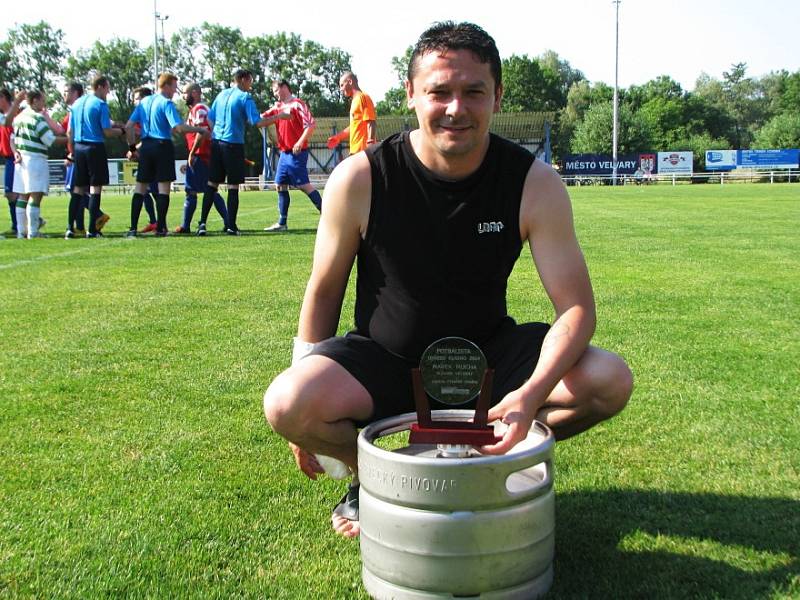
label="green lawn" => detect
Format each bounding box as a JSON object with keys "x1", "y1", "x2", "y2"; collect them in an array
[{"x1": 1, "y1": 183, "x2": 798, "y2": 598}]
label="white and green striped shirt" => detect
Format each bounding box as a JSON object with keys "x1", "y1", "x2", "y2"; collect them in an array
[{"x1": 13, "y1": 108, "x2": 56, "y2": 156}]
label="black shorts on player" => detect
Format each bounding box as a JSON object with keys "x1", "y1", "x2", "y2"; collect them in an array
[
  {"x1": 310, "y1": 319, "x2": 551, "y2": 426},
  {"x1": 73, "y1": 142, "x2": 109, "y2": 187},
  {"x1": 209, "y1": 140, "x2": 245, "y2": 184},
  {"x1": 137, "y1": 139, "x2": 176, "y2": 183}
]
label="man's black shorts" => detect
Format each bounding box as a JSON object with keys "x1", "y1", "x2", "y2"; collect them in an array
[
  {"x1": 310, "y1": 319, "x2": 550, "y2": 427},
  {"x1": 137, "y1": 138, "x2": 176, "y2": 183},
  {"x1": 209, "y1": 140, "x2": 245, "y2": 185},
  {"x1": 73, "y1": 142, "x2": 109, "y2": 187}
]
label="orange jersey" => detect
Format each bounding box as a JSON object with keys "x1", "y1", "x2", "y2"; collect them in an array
[{"x1": 349, "y1": 90, "x2": 376, "y2": 154}]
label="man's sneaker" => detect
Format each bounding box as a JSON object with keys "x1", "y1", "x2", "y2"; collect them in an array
[
  {"x1": 64, "y1": 229, "x2": 75, "y2": 239},
  {"x1": 174, "y1": 225, "x2": 190, "y2": 234},
  {"x1": 196, "y1": 223, "x2": 207, "y2": 236},
  {"x1": 86, "y1": 231, "x2": 104, "y2": 238},
  {"x1": 39, "y1": 217, "x2": 47, "y2": 230},
  {"x1": 96, "y1": 214, "x2": 110, "y2": 231},
  {"x1": 225, "y1": 228, "x2": 241, "y2": 236},
  {"x1": 125, "y1": 229, "x2": 137, "y2": 238},
  {"x1": 139, "y1": 222, "x2": 157, "y2": 234},
  {"x1": 264, "y1": 222, "x2": 288, "y2": 232}
]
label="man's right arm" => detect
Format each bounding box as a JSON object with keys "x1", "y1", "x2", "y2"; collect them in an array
[{"x1": 296, "y1": 153, "x2": 371, "y2": 342}]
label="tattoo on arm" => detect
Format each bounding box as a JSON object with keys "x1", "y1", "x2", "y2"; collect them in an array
[{"x1": 542, "y1": 323, "x2": 571, "y2": 349}]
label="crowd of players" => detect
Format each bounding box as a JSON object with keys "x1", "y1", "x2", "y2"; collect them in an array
[{"x1": 0, "y1": 69, "x2": 376, "y2": 239}]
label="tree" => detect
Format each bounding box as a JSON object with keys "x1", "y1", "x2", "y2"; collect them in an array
[
  {"x1": 377, "y1": 46, "x2": 413, "y2": 116},
  {"x1": 753, "y1": 113, "x2": 800, "y2": 148},
  {"x1": 65, "y1": 38, "x2": 152, "y2": 123},
  {"x1": 0, "y1": 40, "x2": 23, "y2": 92},
  {"x1": 537, "y1": 50, "x2": 585, "y2": 102},
  {"x1": 5, "y1": 22, "x2": 68, "y2": 102},
  {"x1": 570, "y1": 100, "x2": 652, "y2": 154},
  {"x1": 501, "y1": 54, "x2": 562, "y2": 112}
]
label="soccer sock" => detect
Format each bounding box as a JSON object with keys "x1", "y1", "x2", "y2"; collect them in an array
[
  {"x1": 88, "y1": 193, "x2": 101, "y2": 234},
  {"x1": 143, "y1": 193, "x2": 157, "y2": 224},
  {"x1": 277, "y1": 190, "x2": 290, "y2": 226},
  {"x1": 213, "y1": 193, "x2": 228, "y2": 227},
  {"x1": 226, "y1": 189, "x2": 239, "y2": 230},
  {"x1": 26, "y1": 204, "x2": 40, "y2": 239},
  {"x1": 182, "y1": 195, "x2": 197, "y2": 230},
  {"x1": 306, "y1": 189, "x2": 322, "y2": 212},
  {"x1": 67, "y1": 193, "x2": 81, "y2": 231},
  {"x1": 15, "y1": 202, "x2": 27, "y2": 238},
  {"x1": 75, "y1": 195, "x2": 86, "y2": 230},
  {"x1": 199, "y1": 190, "x2": 215, "y2": 225},
  {"x1": 155, "y1": 194, "x2": 170, "y2": 231},
  {"x1": 7, "y1": 199, "x2": 16, "y2": 230},
  {"x1": 130, "y1": 193, "x2": 144, "y2": 231}
]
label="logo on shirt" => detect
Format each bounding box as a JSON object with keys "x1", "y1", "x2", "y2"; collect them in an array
[{"x1": 478, "y1": 221, "x2": 504, "y2": 234}]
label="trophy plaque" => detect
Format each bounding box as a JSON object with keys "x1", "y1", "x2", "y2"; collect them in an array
[{"x1": 408, "y1": 337, "x2": 502, "y2": 446}]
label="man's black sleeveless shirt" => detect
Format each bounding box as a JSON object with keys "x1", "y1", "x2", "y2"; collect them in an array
[{"x1": 356, "y1": 131, "x2": 535, "y2": 362}]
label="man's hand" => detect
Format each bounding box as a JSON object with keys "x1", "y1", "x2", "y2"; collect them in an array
[
  {"x1": 126, "y1": 149, "x2": 138, "y2": 162},
  {"x1": 326, "y1": 134, "x2": 342, "y2": 150},
  {"x1": 289, "y1": 442, "x2": 325, "y2": 480},
  {"x1": 14, "y1": 90, "x2": 25, "y2": 103},
  {"x1": 480, "y1": 388, "x2": 540, "y2": 455},
  {"x1": 292, "y1": 141, "x2": 303, "y2": 155},
  {"x1": 13, "y1": 150, "x2": 22, "y2": 164}
]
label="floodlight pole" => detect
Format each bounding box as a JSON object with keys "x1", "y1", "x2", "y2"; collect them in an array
[
  {"x1": 612, "y1": 0, "x2": 621, "y2": 186},
  {"x1": 153, "y1": 0, "x2": 159, "y2": 86}
]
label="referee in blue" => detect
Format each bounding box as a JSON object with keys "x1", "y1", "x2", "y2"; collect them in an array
[
  {"x1": 66, "y1": 75, "x2": 125, "y2": 237},
  {"x1": 197, "y1": 69, "x2": 289, "y2": 235},
  {"x1": 124, "y1": 73, "x2": 209, "y2": 236}
]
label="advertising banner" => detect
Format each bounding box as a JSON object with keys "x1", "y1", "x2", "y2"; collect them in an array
[
  {"x1": 657, "y1": 151, "x2": 693, "y2": 174},
  {"x1": 562, "y1": 154, "x2": 642, "y2": 175},
  {"x1": 705, "y1": 150, "x2": 737, "y2": 171},
  {"x1": 737, "y1": 149, "x2": 799, "y2": 169},
  {"x1": 48, "y1": 162, "x2": 66, "y2": 186}
]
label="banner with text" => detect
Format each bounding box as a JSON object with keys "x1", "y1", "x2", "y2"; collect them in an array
[
  {"x1": 562, "y1": 154, "x2": 645, "y2": 176},
  {"x1": 657, "y1": 151, "x2": 693, "y2": 174},
  {"x1": 737, "y1": 149, "x2": 799, "y2": 169}
]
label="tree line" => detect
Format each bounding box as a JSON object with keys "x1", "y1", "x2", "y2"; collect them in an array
[{"x1": 2, "y1": 21, "x2": 799, "y2": 168}]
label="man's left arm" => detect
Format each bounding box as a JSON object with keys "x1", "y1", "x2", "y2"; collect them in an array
[
  {"x1": 364, "y1": 94, "x2": 377, "y2": 145},
  {"x1": 483, "y1": 161, "x2": 596, "y2": 454}
]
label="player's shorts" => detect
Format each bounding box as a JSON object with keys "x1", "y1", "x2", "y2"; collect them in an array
[
  {"x1": 209, "y1": 140, "x2": 245, "y2": 185},
  {"x1": 275, "y1": 150, "x2": 310, "y2": 186},
  {"x1": 185, "y1": 155, "x2": 210, "y2": 194},
  {"x1": 73, "y1": 142, "x2": 109, "y2": 187},
  {"x1": 3, "y1": 156, "x2": 15, "y2": 193},
  {"x1": 12, "y1": 153, "x2": 50, "y2": 195},
  {"x1": 310, "y1": 318, "x2": 551, "y2": 427},
  {"x1": 137, "y1": 138, "x2": 176, "y2": 183}
]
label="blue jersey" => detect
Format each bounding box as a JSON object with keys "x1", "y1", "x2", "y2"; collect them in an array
[
  {"x1": 209, "y1": 87, "x2": 262, "y2": 144},
  {"x1": 70, "y1": 95, "x2": 111, "y2": 143},
  {"x1": 130, "y1": 94, "x2": 182, "y2": 140}
]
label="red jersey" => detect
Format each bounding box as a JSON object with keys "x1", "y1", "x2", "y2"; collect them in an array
[
  {"x1": 186, "y1": 103, "x2": 212, "y2": 160},
  {"x1": 0, "y1": 125, "x2": 12, "y2": 157},
  {"x1": 62, "y1": 113, "x2": 73, "y2": 154},
  {"x1": 262, "y1": 96, "x2": 315, "y2": 152}
]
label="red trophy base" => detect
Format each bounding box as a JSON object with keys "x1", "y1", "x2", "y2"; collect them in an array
[{"x1": 408, "y1": 368, "x2": 502, "y2": 446}]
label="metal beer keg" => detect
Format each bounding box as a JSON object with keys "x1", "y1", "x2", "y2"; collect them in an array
[{"x1": 358, "y1": 409, "x2": 555, "y2": 600}]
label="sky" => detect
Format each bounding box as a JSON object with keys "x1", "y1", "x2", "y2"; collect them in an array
[{"x1": 5, "y1": 0, "x2": 800, "y2": 101}]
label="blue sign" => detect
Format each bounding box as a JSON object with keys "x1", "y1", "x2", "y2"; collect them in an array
[
  {"x1": 705, "y1": 150, "x2": 737, "y2": 171},
  {"x1": 737, "y1": 149, "x2": 799, "y2": 169},
  {"x1": 562, "y1": 154, "x2": 644, "y2": 176}
]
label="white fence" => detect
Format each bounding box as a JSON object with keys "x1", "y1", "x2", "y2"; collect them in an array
[{"x1": 561, "y1": 169, "x2": 800, "y2": 186}]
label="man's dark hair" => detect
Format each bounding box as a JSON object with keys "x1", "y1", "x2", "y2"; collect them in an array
[
  {"x1": 0, "y1": 88, "x2": 11, "y2": 103},
  {"x1": 67, "y1": 82, "x2": 84, "y2": 97},
  {"x1": 134, "y1": 86, "x2": 153, "y2": 99},
  {"x1": 234, "y1": 69, "x2": 254, "y2": 82},
  {"x1": 92, "y1": 75, "x2": 110, "y2": 90},
  {"x1": 408, "y1": 21, "x2": 502, "y2": 91},
  {"x1": 275, "y1": 79, "x2": 292, "y2": 93},
  {"x1": 26, "y1": 90, "x2": 43, "y2": 104}
]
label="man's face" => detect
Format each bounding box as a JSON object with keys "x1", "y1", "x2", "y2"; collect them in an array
[
  {"x1": 406, "y1": 49, "x2": 502, "y2": 160},
  {"x1": 272, "y1": 82, "x2": 289, "y2": 102},
  {"x1": 96, "y1": 83, "x2": 110, "y2": 100},
  {"x1": 133, "y1": 92, "x2": 143, "y2": 106},
  {"x1": 0, "y1": 97, "x2": 9, "y2": 113},
  {"x1": 62, "y1": 86, "x2": 77, "y2": 106},
  {"x1": 240, "y1": 76, "x2": 253, "y2": 91},
  {"x1": 162, "y1": 80, "x2": 178, "y2": 98},
  {"x1": 339, "y1": 76, "x2": 354, "y2": 97},
  {"x1": 183, "y1": 87, "x2": 199, "y2": 106},
  {"x1": 30, "y1": 96, "x2": 45, "y2": 112}
]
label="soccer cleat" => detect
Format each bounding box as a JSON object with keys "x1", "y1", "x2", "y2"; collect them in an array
[
  {"x1": 86, "y1": 231, "x2": 104, "y2": 238},
  {"x1": 174, "y1": 225, "x2": 191, "y2": 234},
  {"x1": 196, "y1": 223, "x2": 207, "y2": 236},
  {"x1": 64, "y1": 229, "x2": 75, "y2": 239},
  {"x1": 96, "y1": 214, "x2": 110, "y2": 231},
  {"x1": 225, "y1": 228, "x2": 241, "y2": 236},
  {"x1": 125, "y1": 229, "x2": 137, "y2": 238},
  {"x1": 39, "y1": 217, "x2": 47, "y2": 229},
  {"x1": 139, "y1": 222, "x2": 157, "y2": 234},
  {"x1": 264, "y1": 222, "x2": 288, "y2": 232}
]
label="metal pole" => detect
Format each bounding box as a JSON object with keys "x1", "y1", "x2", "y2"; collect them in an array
[
  {"x1": 153, "y1": 1, "x2": 159, "y2": 86},
  {"x1": 612, "y1": 0, "x2": 620, "y2": 186}
]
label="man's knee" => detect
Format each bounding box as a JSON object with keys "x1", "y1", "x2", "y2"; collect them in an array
[
  {"x1": 263, "y1": 371, "x2": 306, "y2": 437},
  {"x1": 599, "y1": 354, "x2": 633, "y2": 418}
]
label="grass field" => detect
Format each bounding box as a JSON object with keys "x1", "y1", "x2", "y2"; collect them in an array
[{"x1": 1, "y1": 183, "x2": 798, "y2": 599}]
